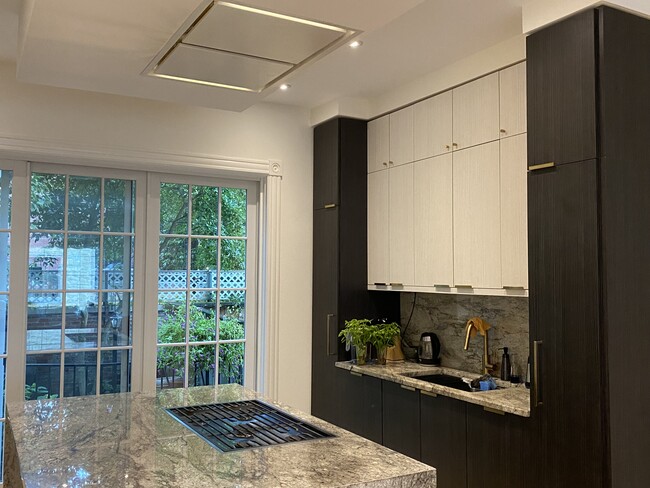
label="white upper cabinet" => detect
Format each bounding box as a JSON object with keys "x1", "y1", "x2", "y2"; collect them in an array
[
  {"x1": 453, "y1": 141, "x2": 502, "y2": 289},
  {"x1": 389, "y1": 106, "x2": 414, "y2": 166},
  {"x1": 452, "y1": 73, "x2": 500, "y2": 150},
  {"x1": 413, "y1": 91, "x2": 453, "y2": 161},
  {"x1": 499, "y1": 62, "x2": 527, "y2": 138},
  {"x1": 368, "y1": 115, "x2": 390, "y2": 173},
  {"x1": 500, "y1": 134, "x2": 528, "y2": 288},
  {"x1": 368, "y1": 170, "x2": 390, "y2": 284},
  {"x1": 414, "y1": 153, "x2": 454, "y2": 286},
  {"x1": 388, "y1": 163, "x2": 414, "y2": 285}
]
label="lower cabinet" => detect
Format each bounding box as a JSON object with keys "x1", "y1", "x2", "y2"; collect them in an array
[
  {"x1": 382, "y1": 381, "x2": 421, "y2": 459},
  {"x1": 420, "y1": 392, "x2": 467, "y2": 488},
  {"x1": 466, "y1": 404, "x2": 530, "y2": 488},
  {"x1": 334, "y1": 369, "x2": 383, "y2": 444}
]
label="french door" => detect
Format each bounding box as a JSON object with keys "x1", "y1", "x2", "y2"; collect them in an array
[
  {"x1": 5, "y1": 163, "x2": 258, "y2": 404},
  {"x1": 143, "y1": 173, "x2": 258, "y2": 391}
]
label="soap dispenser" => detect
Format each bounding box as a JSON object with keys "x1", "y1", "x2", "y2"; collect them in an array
[{"x1": 499, "y1": 347, "x2": 511, "y2": 381}]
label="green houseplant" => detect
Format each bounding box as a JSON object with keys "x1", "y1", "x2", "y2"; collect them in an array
[
  {"x1": 370, "y1": 322, "x2": 401, "y2": 365},
  {"x1": 338, "y1": 318, "x2": 373, "y2": 365}
]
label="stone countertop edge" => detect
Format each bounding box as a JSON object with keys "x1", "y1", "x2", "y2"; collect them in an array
[
  {"x1": 5, "y1": 384, "x2": 436, "y2": 488},
  {"x1": 336, "y1": 361, "x2": 531, "y2": 418}
]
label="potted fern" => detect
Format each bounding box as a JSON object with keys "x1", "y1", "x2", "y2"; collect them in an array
[
  {"x1": 370, "y1": 322, "x2": 401, "y2": 364},
  {"x1": 338, "y1": 318, "x2": 373, "y2": 365}
]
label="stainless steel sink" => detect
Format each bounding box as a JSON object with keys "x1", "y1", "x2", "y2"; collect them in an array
[{"x1": 409, "y1": 374, "x2": 475, "y2": 392}]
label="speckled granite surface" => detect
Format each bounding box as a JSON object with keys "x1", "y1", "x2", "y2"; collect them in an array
[
  {"x1": 5, "y1": 385, "x2": 436, "y2": 488},
  {"x1": 336, "y1": 361, "x2": 530, "y2": 417}
]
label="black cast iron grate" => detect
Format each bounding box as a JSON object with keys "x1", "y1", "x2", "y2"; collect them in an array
[{"x1": 166, "y1": 399, "x2": 334, "y2": 452}]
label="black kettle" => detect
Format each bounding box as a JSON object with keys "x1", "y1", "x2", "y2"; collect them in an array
[{"x1": 418, "y1": 332, "x2": 441, "y2": 365}]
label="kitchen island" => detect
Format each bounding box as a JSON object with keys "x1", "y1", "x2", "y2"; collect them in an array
[{"x1": 5, "y1": 384, "x2": 436, "y2": 487}]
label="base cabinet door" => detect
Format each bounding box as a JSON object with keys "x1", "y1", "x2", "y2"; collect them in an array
[
  {"x1": 382, "y1": 381, "x2": 420, "y2": 459},
  {"x1": 333, "y1": 370, "x2": 383, "y2": 444},
  {"x1": 420, "y1": 393, "x2": 467, "y2": 488}
]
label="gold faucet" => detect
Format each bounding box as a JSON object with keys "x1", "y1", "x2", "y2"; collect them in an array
[{"x1": 464, "y1": 318, "x2": 494, "y2": 375}]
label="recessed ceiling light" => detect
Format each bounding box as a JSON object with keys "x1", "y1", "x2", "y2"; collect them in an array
[
  {"x1": 349, "y1": 40, "x2": 363, "y2": 48},
  {"x1": 280, "y1": 83, "x2": 291, "y2": 91}
]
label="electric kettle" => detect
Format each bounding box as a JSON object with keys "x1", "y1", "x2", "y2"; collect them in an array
[{"x1": 418, "y1": 332, "x2": 441, "y2": 365}]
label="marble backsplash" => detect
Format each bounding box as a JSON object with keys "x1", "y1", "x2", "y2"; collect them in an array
[{"x1": 399, "y1": 293, "x2": 529, "y2": 380}]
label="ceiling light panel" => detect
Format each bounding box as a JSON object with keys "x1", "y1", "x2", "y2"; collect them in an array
[
  {"x1": 154, "y1": 43, "x2": 292, "y2": 92},
  {"x1": 147, "y1": 0, "x2": 359, "y2": 93},
  {"x1": 184, "y1": 2, "x2": 348, "y2": 65}
]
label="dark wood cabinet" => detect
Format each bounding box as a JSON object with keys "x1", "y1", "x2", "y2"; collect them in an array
[
  {"x1": 527, "y1": 9, "x2": 598, "y2": 167},
  {"x1": 466, "y1": 405, "x2": 533, "y2": 488},
  {"x1": 313, "y1": 119, "x2": 339, "y2": 210},
  {"x1": 528, "y1": 160, "x2": 603, "y2": 488},
  {"x1": 311, "y1": 117, "x2": 399, "y2": 427},
  {"x1": 333, "y1": 370, "x2": 383, "y2": 443},
  {"x1": 382, "y1": 381, "x2": 420, "y2": 460},
  {"x1": 527, "y1": 7, "x2": 650, "y2": 488},
  {"x1": 420, "y1": 393, "x2": 467, "y2": 488}
]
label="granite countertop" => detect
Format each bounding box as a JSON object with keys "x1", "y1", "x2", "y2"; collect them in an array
[
  {"x1": 335, "y1": 361, "x2": 530, "y2": 417},
  {"x1": 5, "y1": 384, "x2": 436, "y2": 488}
]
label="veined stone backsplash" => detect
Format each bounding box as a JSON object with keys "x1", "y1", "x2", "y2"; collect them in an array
[{"x1": 399, "y1": 293, "x2": 529, "y2": 380}]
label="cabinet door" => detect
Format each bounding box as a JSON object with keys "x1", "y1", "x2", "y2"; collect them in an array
[
  {"x1": 368, "y1": 116, "x2": 390, "y2": 173},
  {"x1": 453, "y1": 142, "x2": 501, "y2": 288},
  {"x1": 389, "y1": 106, "x2": 414, "y2": 166},
  {"x1": 527, "y1": 10, "x2": 597, "y2": 166},
  {"x1": 500, "y1": 134, "x2": 528, "y2": 289},
  {"x1": 311, "y1": 208, "x2": 339, "y2": 423},
  {"x1": 499, "y1": 62, "x2": 527, "y2": 138},
  {"x1": 452, "y1": 72, "x2": 500, "y2": 150},
  {"x1": 420, "y1": 393, "x2": 467, "y2": 488},
  {"x1": 528, "y1": 160, "x2": 604, "y2": 487},
  {"x1": 313, "y1": 119, "x2": 339, "y2": 209},
  {"x1": 368, "y1": 170, "x2": 389, "y2": 284},
  {"x1": 414, "y1": 91, "x2": 453, "y2": 160},
  {"x1": 414, "y1": 154, "x2": 453, "y2": 287},
  {"x1": 382, "y1": 382, "x2": 420, "y2": 459},
  {"x1": 388, "y1": 163, "x2": 414, "y2": 285}
]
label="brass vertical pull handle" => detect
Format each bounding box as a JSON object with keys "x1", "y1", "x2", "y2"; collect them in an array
[
  {"x1": 326, "y1": 314, "x2": 336, "y2": 356},
  {"x1": 323, "y1": 203, "x2": 336, "y2": 209},
  {"x1": 533, "y1": 340, "x2": 543, "y2": 407}
]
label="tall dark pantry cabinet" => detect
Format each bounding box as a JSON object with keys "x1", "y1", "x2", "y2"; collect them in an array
[
  {"x1": 311, "y1": 117, "x2": 398, "y2": 430},
  {"x1": 527, "y1": 7, "x2": 650, "y2": 488}
]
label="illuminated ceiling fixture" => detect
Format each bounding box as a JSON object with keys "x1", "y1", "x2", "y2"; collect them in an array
[
  {"x1": 279, "y1": 83, "x2": 291, "y2": 91},
  {"x1": 144, "y1": 1, "x2": 360, "y2": 93},
  {"x1": 349, "y1": 40, "x2": 363, "y2": 48}
]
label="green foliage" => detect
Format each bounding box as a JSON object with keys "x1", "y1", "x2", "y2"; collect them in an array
[
  {"x1": 370, "y1": 322, "x2": 401, "y2": 350},
  {"x1": 339, "y1": 318, "x2": 374, "y2": 349},
  {"x1": 157, "y1": 305, "x2": 244, "y2": 384},
  {"x1": 24, "y1": 383, "x2": 59, "y2": 401}
]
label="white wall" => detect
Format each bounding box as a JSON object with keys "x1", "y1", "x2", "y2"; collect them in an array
[{"x1": 0, "y1": 62, "x2": 314, "y2": 411}]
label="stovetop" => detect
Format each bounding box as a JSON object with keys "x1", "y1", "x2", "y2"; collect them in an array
[{"x1": 166, "y1": 399, "x2": 334, "y2": 452}]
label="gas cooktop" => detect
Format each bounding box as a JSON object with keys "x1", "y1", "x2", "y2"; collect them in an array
[{"x1": 166, "y1": 399, "x2": 334, "y2": 452}]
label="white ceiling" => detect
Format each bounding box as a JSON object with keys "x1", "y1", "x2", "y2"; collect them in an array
[{"x1": 3, "y1": 0, "x2": 526, "y2": 112}]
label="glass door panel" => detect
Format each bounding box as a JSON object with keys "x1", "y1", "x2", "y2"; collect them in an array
[
  {"x1": 156, "y1": 182, "x2": 249, "y2": 389},
  {"x1": 26, "y1": 171, "x2": 136, "y2": 399}
]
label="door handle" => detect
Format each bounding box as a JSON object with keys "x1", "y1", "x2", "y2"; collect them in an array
[
  {"x1": 326, "y1": 314, "x2": 336, "y2": 356},
  {"x1": 533, "y1": 340, "x2": 543, "y2": 407}
]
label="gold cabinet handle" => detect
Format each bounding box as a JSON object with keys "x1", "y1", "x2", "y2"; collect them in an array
[
  {"x1": 382, "y1": 162, "x2": 388, "y2": 166},
  {"x1": 400, "y1": 385, "x2": 416, "y2": 391},
  {"x1": 433, "y1": 284, "x2": 451, "y2": 287},
  {"x1": 484, "y1": 406, "x2": 505, "y2": 416},
  {"x1": 452, "y1": 142, "x2": 458, "y2": 148},
  {"x1": 351, "y1": 371, "x2": 363, "y2": 377},
  {"x1": 445, "y1": 144, "x2": 450, "y2": 151},
  {"x1": 455, "y1": 284, "x2": 473, "y2": 288},
  {"x1": 533, "y1": 340, "x2": 543, "y2": 407},
  {"x1": 528, "y1": 162, "x2": 555, "y2": 172},
  {"x1": 390, "y1": 282, "x2": 403, "y2": 286},
  {"x1": 389, "y1": 160, "x2": 394, "y2": 165},
  {"x1": 323, "y1": 203, "x2": 336, "y2": 209},
  {"x1": 500, "y1": 129, "x2": 507, "y2": 134},
  {"x1": 373, "y1": 282, "x2": 389, "y2": 286},
  {"x1": 420, "y1": 390, "x2": 438, "y2": 398},
  {"x1": 503, "y1": 285, "x2": 525, "y2": 290}
]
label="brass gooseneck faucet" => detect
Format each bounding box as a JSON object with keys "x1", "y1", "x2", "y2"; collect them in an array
[{"x1": 464, "y1": 318, "x2": 494, "y2": 375}]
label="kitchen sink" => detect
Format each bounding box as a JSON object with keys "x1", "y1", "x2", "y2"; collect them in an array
[{"x1": 409, "y1": 374, "x2": 475, "y2": 391}]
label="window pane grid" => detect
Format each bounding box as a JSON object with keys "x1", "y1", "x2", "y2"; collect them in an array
[
  {"x1": 158, "y1": 183, "x2": 247, "y2": 389},
  {"x1": 27, "y1": 173, "x2": 135, "y2": 399}
]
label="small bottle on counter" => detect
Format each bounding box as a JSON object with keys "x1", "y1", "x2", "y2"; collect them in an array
[{"x1": 499, "y1": 347, "x2": 511, "y2": 381}]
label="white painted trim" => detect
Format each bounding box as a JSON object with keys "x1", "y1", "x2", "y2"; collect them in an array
[
  {"x1": 0, "y1": 135, "x2": 276, "y2": 180},
  {"x1": 256, "y1": 175, "x2": 281, "y2": 400}
]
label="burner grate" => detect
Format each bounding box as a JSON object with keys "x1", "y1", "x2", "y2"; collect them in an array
[{"x1": 166, "y1": 399, "x2": 334, "y2": 452}]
